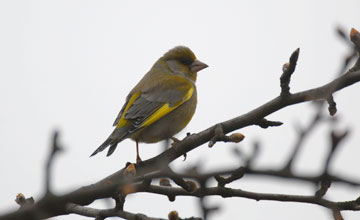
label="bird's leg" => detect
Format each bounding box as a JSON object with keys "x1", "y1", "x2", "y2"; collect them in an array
[
  {"x1": 170, "y1": 137, "x2": 180, "y2": 147},
  {"x1": 136, "y1": 141, "x2": 142, "y2": 163}
]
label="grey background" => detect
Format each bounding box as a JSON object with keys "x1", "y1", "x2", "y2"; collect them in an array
[{"x1": 1, "y1": 0, "x2": 360, "y2": 219}]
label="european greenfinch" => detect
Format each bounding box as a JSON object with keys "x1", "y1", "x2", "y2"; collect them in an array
[{"x1": 91, "y1": 46, "x2": 208, "y2": 162}]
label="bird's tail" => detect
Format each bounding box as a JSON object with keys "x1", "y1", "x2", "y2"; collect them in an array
[
  {"x1": 90, "y1": 137, "x2": 113, "y2": 157},
  {"x1": 90, "y1": 128, "x2": 128, "y2": 157}
]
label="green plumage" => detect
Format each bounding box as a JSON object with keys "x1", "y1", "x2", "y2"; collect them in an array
[{"x1": 91, "y1": 46, "x2": 208, "y2": 159}]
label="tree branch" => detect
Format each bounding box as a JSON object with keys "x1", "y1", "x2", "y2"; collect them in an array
[
  {"x1": 2, "y1": 28, "x2": 360, "y2": 220},
  {"x1": 134, "y1": 185, "x2": 360, "y2": 212},
  {"x1": 65, "y1": 203, "x2": 201, "y2": 220},
  {"x1": 45, "y1": 130, "x2": 63, "y2": 194}
]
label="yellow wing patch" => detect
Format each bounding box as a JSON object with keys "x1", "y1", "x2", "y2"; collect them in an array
[
  {"x1": 140, "y1": 87, "x2": 194, "y2": 128},
  {"x1": 116, "y1": 92, "x2": 141, "y2": 128}
]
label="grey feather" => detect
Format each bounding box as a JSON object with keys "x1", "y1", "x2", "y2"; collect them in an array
[
  {"x1": 106, "y1": 143, "x2": 118, "y2": 157},
  {"x1": 125, "y1": 97, "x2": 161, "y2": 119},
  {"x1": 141, "y1": 89, "x2": 183, "y2": 107},
  {"x1": 90, "y1": 137, "x2": 112, "y2": 157},
  {"x1": 90, "y1": 126, "x2": 129, "y2": 157}
]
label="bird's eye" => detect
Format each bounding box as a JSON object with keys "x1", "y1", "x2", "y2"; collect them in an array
[{"x1": 179, "y1": 58, "x2": 193, "y2": 66}]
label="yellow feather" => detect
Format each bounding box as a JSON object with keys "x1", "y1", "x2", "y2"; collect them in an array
[
  {"x1": 116, "y1": 92, "x2": 141, "y2": 128},
  {"x1": 140, "y1": 87, "x2": 194, "y2": 128}
]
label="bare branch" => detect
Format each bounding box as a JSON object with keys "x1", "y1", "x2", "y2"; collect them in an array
[
  {"x1": 323, "y1": 129, "x2": 350, "y2": 174},
  {"x1": 215, "y1": 167, "x2": 246, "y2": 187},
  {"x1": 350, "y1": 28, "x2": 360, "y2": 51},
  {"x1": 254, "y1": 118, "x2": 283, "y2": 128},
  {"x1": 283, "y1": 106, "x2": 323, "y2": 172},
  {"x1": 66, "y1": 203, "x2": 176, "y2": 220},
  {"x1": 336, "y1": 27, "x2": 358, "y2": 75},
  {"x1": 2, "y1": 28, "x2": 360, "y2": 220},
  {"x1": 45, "y1": 130, "x2": 63, "y2": 194},
  {"x1": 332, "y1": 209, "x2": 344, "y2": 220},
  {"x1": 14, "y1": 194, "x2": 35, "y2": 210},
  {"x1": 280, "y1": 48, "x2": 300, "y2": 95},
  {"x1": 350, "y1": 28, "x2": 360, "y2": 71},
  {"x1": 208, "y1": 124, "x2": 244, "y2": 147},
  {"x1": 315, "y1": 179, "x2": 332, "y2": 198},
  {"x1": 327, "y1": 95, "x2": 337, "y2": 116},
  {"x1": 135, "y1": 185, "x2": 360, "y2": 212}
]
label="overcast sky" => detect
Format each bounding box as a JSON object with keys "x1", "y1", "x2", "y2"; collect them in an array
[{"x1": 1, "y1": 1, "x2": 360, "y2": 219}]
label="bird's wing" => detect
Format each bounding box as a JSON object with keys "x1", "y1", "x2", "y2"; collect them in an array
[
  {"x1": 112, "y1": 91, "x2": 140, "y2": 126},
  {"x1": 113, "y1": 75, "x2": 194, "y2": 134}
]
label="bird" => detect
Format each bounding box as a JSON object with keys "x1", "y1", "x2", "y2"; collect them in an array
[{"x1": 90, "y1": 46, "x2": 208, "y2": 162}]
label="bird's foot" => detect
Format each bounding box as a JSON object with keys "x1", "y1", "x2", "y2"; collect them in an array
[{"x1": 136, "y1": 155, "x2": 142, "y2": 164}]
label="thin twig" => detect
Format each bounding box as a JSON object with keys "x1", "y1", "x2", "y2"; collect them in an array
[
  {"x1": 254, "y1": 118, "x2": 283, "y2": 128},
  {"x1": 135, "y1": 185, "x2": 360, "y2": 211},
  {"x1": 66, "y1": 203, "x2": 203, "y2": 220},
  {"x1": 280, "y1": 48, "x2": 300, "y2": 95},
  {"x1": 45, "y1": 130, "x2": 63, "y2": 194},
  {"x1": 323, "y1": 130, "x2": 349, "y2": 174},
  {"x1": 283, "y1": 106, "x2": 323, "y2": 172}
]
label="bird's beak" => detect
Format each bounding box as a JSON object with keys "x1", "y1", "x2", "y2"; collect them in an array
[{"x1": 190, "y1": 59, "x2": 208, "y2": 72}]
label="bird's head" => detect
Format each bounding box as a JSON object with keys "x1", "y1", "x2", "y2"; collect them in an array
[{"x1": 161, "y1": 46, "x2": 208, "y2": 82}]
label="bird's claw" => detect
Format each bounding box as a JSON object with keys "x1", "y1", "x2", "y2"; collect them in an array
[{"x1": 136, "y1": 155, "x2": 142, "y2": 164}]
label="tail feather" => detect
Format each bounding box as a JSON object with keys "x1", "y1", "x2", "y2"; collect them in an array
[
  {"x1": 106, "y1": 143, "x2": 118, "y2": 157},
  {"x1": 90, "y1": 127, "x2": 129, "y2": 157},
  {"x1": 90, "y1": 137, "x2": 112, "y2": 157}
]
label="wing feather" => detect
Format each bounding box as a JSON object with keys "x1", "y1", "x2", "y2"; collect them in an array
[
  {"x1": 112, "y1": 91, "x2": 141, "y2": 127},
  {"x1": 114, "y1": 75, "x2": 194, "y2": 135}
]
